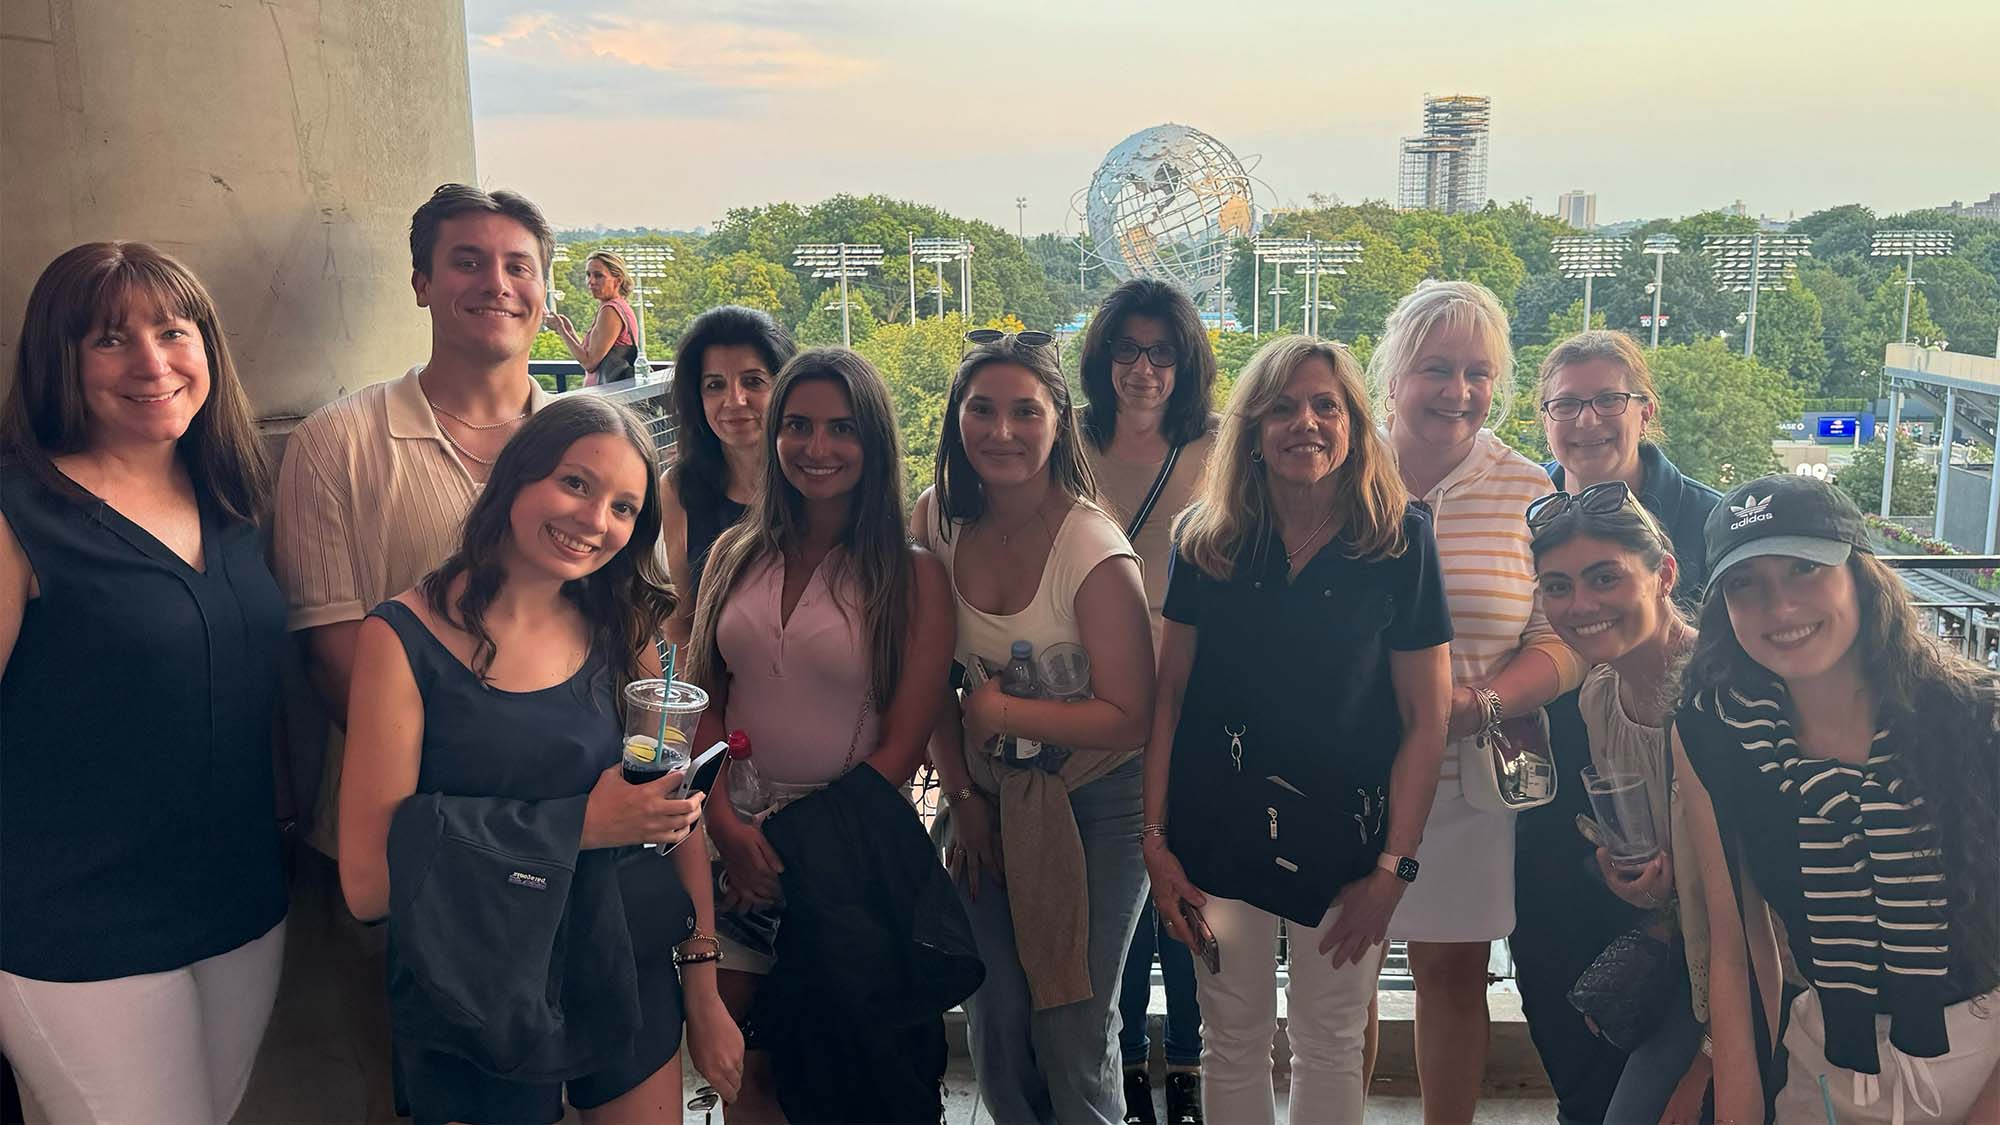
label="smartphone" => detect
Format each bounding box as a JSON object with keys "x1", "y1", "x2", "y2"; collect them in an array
[
  {"x1": 1179, "y1": 900, "x2": 1220, "y2": 974},
  {"x1": 682, "y1": 739, "x2": 729, "y2": 799}
]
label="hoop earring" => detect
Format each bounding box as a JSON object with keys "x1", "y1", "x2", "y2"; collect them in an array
[{"x1": 1250, "y1": 447, "x2": 1263, "y2": 463}]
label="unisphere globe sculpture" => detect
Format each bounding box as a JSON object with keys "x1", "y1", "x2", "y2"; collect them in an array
[{"x1": 1082, "y1": 124, "x2": 1255, "y2": 301}]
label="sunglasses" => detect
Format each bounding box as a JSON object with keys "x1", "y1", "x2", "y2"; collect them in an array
[
  {"x1": 1526, "y1": 480, "x2": 1634, "y2": 531},
  {"x1": 963, "y1": 328, "x2": 1059, "y2": 363}
]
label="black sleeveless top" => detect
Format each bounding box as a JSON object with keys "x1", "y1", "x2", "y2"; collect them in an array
[
  {"x1": 685, "y1": 495, "x2": 747, "y2": 602},
  {"x1": 370, "y1": 600, "x2": 693, "y2": 948},
  {"x1": 1, "y1": 462, "x2": 287, "y2": 981}
]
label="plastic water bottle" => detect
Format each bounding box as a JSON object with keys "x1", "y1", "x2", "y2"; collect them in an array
[
  {"x1": 726, "y1": 729, "x2": 768, "y2": 821},
  {"x1": 1000, "y1": 640, "x2": 1042, "y2": 765}
]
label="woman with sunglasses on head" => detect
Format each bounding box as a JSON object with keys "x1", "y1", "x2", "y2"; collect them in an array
[
  {"x1": 1515, "y1": 330, "x2": 1726, "y2": 1123},
  {"x1": 659, "y1": 306, "x2": 796, "y2": 647},
  {"x1": 1372, "y1": 280, "x2": 1587, "y2": 1124},
  {"x1": 1078, "y1": 279, "x2": 1219, "y2": 1125},
  {"x1": 682, "y1": 348, "x2": 956, "y2": 1123},
  {"x1": 1538, "y1": 330, "x2": 1720, "y2": 602},
  {"x1": 1673, "y1": 475, "x2": 2000, "y2": 1124},
  {"x1": 0, "y1": 243, "x2": 286, "y2": 1124},
  {"x1": 545, "y1": 250, "x2": 641, "y2": 388},
  {"x1": 340, "y1": 397, "x2": 741, "y2": 1124},
  {"x1": 1144, "y1": 336, "x2": 1453, "y2": 1125},
  {"x1": 1528, "y1": 484, "x2": 1713, "y2": 1125},
  {"x1": 914, "y1": 329, "x2": 1156, "y2": 1125}
]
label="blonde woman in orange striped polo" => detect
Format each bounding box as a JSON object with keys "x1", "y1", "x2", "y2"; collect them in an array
[{"x1": 1372, "y1": 281, "x2": 1585, "y2": 1124}]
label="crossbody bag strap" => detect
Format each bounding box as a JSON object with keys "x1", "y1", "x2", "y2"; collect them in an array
[
  {"x1": 1124, "y1": 442, "x2": 1185, "y2": 542},
  {"x1": 840, "y1": 691, "x2": 875, "y2": 775}
]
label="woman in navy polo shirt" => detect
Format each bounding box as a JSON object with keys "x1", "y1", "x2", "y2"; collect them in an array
[
  {"x1": 0, "y1": 242, "x2": 288, "y2": 1123},
  {"x1": 1141, "y1": 335, "x2": 1453, "y2": 1125}
]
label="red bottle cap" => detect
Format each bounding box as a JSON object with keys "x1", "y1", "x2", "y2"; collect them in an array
[{"x1": 727, "y1": 729, "x2": 752, "y2": 759}]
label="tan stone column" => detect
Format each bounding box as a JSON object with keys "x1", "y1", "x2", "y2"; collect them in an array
[{"x1": 1, "y1": 0, "x2": 477, "y2": 426}]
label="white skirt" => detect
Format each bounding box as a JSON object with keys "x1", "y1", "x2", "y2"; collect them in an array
[
  {"x1": 1387, "y1": 778, "x2": 1516, "y2": 943},
  {"x1": 1774, "y1": 986, "x2": 2000, "y2": 1124}
]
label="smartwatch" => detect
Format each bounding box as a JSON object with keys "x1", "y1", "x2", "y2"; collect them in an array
[{"x1": 1377, "y1": 852, "x2": 1420, "y2": 883}]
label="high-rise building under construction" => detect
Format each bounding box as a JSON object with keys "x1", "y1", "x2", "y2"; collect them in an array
[{"x1": 1398, "y1": 95, "x2": 1491, "y2": 215}]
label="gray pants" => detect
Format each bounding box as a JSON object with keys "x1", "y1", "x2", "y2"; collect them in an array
[
  {"x1": 958, "y1": 759, "x2": 1148, "y2": 1125},
  {"x1": 1604, "y1": 994, "x2": 1706, "y2": 1125}
]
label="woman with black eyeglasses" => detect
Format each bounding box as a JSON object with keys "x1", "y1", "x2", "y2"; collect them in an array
[
  {"x1": 1078, "y1": 279, "x2": 1218, "y2": 1125},
  {"x1": 1537, "y1": 330, "x2": 1720, "y2": 601},
  {"x1": 1515, "y1": 330, "x2": 1725, "y2": 1124},
  {"x1": 913, "y1": 330, "x2": 1157, "y2": 1125}
]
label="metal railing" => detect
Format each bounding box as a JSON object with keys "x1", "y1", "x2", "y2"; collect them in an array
[
  {"x1": 530, "y1": 360, "x2": 677, "y2": 452},
  {"x1": 1880, "y1": 554, "x2": 2000, "y2": 663}
]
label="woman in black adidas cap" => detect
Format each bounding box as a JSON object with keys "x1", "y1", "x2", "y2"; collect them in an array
[{"x1": 1671, "y1": 473, "x2": 2000, "y2": 1122}]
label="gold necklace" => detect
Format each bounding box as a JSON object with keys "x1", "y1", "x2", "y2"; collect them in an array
[
  {"x1": 428, "y1": 398, "x2": 529, "y2": 431},
  {"x1": 435, "y1": 418, "x2": 500, "y2": 466},
  {"x1": 1282, "y1": 506, "x2": 1338, "y2": 564}
]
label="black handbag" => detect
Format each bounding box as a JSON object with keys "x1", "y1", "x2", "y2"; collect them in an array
[{"x1": 1565, "y1": 927, "x2": 1679, "y2": 1051}]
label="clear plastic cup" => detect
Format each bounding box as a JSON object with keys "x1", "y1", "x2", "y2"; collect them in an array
[
  {"x1": 1581, "y1": 765, "x2": 1660, "y2": 869},
  {"x1": 1036, "y1": 642, "x2": 1092, "y2": 701},
  {"x1": 622, "y1": 679, "x2": 708, "y2": 854}
]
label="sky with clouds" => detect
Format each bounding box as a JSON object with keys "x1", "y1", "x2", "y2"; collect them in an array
[{"x1": 467, "y1": 0, "x2": 2000, "y2": 234}]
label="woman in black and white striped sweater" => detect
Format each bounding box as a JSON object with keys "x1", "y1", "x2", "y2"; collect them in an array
[{"x1": 1672, "y1": 474, "x2": 1999, "y2": 1123}]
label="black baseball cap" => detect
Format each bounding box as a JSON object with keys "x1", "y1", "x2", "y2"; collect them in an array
[{"x1": 1704, "y1": 473, "x2": 1872, "y2": 583}]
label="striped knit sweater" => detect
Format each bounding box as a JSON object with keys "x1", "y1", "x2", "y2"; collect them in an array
[
  {"x1": 1407, "y1": 430, "x2": 1585, "y2": 783},
  {"x1": 1691, "y1": 683, "x2": 1954, "y2": 1074}
]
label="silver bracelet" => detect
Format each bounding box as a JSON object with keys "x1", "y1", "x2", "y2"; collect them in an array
[{"x1": 1474, "y1": 686, "x2": 1504, "y2": 729}]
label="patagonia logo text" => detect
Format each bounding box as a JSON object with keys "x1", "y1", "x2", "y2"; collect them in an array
[{"x1": 508, "y1": 871, "x2": 549, "y2": 891}]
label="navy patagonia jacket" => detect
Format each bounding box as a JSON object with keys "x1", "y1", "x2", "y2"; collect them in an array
[
  {"x1": 1546, "y1": 441, "x2": 1722, "y2": 603},
  {"x1": 754, "y1": 765, "x2": 985, "y2": 1124},
  {"x1": 386, "y1": 793, "x2": 642, "y2": 1082}
]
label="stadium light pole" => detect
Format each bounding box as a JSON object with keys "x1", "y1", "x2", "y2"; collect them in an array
[
  {"x1": 1016, "y1": 197, "x2": 1027, "y2": 240},
  {"x1": 1551, "y1": 236, "x2": 1625, "y2": 331},
  {"x1": 1869, "y1": 230, "x2": 1954, "y2": 344},
  {"x1": 1641, "y1": 234, "x2": 1680, "y2": 348},
  {"x1": 792, "y1": 242, "x2": 884, "y2": 348},
  {"x1": 914, "y1": 236, "x2": 974, "y2": 324},
  {"x1": 1253, "y1": 238, "x2": 1310, "y2": 335},
  {"x1": 1295, "y1": 239, "x2": 1362, "y2": 339},
  {"x1": 612, "y1": 244, "x2": 675, "y2": 374},
  {"x1": 1702, "y1": 234, "x2": 1811, "y2": 359}
]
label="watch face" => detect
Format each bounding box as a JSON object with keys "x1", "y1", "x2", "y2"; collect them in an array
[{"x1": 1395, "y1": 857, "x2": 1420, "y2": 883}]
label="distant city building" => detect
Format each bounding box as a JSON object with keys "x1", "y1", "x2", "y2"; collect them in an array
[
  {"x1": 1557, "y1": 190, "x2": 1597, "y2": 229},
  {"x1": 1938, "y1": 192, "x2": 2000, "y2": 221},
  {"x1": 1725, "y1": 199, "x2": 1749, "y2": 218},
  {"x1": 1397, "y1": 95, "x2": 1490, "y2": 215}
]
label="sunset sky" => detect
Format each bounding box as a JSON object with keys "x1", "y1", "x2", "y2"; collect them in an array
[{"x1": 467, "y1": 0, "x2": 2000, "y2": 233}]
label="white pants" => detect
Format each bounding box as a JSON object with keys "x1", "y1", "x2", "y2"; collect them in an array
[
  {"x1": 1189, "y1": 897, "x2": 1383, "y2": 1125},
  {"x1": 1775, "y1": 985, "x2": 2000, "y2": 1125},
  {"x1": 0, "y1": 919, "x2": 285, "y2": 1125}
]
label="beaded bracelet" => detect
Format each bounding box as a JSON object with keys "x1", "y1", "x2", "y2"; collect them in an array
[
  {"x1": 1140, "y1": 823, "x2": 1169, "y2": 841},
  {"x1": 673, "y1": 949, "x2": 723, "y2": 967}
]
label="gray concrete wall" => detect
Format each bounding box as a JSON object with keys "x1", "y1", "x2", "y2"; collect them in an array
[
  {"x1": 1, "y1": 0, "x2": 476, "y2": 425},
  {"x1": 1942, "y1": 463, "x2": 2000, "y2": 551}
]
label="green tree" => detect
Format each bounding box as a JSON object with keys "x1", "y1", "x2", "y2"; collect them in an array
[
  {"x1": 1734, "y1": 278, "x2": 1829, "y2": 392},
  {"x1": 796, "y1": 286, "x2": 879, "y2": 348},
  {"x1": 1834, "y1": 439, "x2": 1936, "y2": 518},
  {"x1": 1831, "y1": 270, "x2": 1944, "y2": 398},
  {"x1": 852, "y1": 314, "x2": 966, "y2": 503},
  {"x1": 1648, "y1": 338, "x2": 1800, "y2": 487}
]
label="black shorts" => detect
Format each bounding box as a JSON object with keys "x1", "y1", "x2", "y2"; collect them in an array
[{"x1": 395, "y1": 961, "x2": 685, "y2": 1125}]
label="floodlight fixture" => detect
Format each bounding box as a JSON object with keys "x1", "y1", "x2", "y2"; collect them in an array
[
  {"x1": 1870, "y1": 230, "x2": 1955, "y2": 344},
  {"x1": 910, "y1": 236, "x2": 975, "y2": 322},
  {"x1": 792, "y1": 242, "x2": 885, "y2": 347},
  {"x1": 1551, "y1": 236, "x2": 1626, "y2": 328},
  {"x1": 1290, "y1": 240, "x2": 1362, "y2": 337},
  {"x1": 1703, "y1": 234, "x2": 1810, "y2": 359},
  {"x1": 1640, "y1": 235, "x2": 1681, "y2": 348}
]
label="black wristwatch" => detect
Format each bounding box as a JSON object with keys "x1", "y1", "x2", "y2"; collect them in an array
[{"x1": 1377, "y1": 852, "x2": 1420, "y2": 883}]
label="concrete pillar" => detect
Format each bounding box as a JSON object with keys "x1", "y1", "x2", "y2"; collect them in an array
[
  {"x1": 1936, "y1": 387, "x2": 1957, "y2": 541},
  {"x1": 1882, "y1": 388, "x2": 1903, "y2": 517},
  {"x1": 1, "y1": 0, "x2": 477, "y2": 427}
]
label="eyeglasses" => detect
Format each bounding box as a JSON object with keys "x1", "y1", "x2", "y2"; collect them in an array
[
  {"x1": 1526, "y1": 480, "x2": 1634, "y2": 530},
  {"x1": 963, "y1": 328, "x2": 1059, "y2": 364},
  {"x1": 1109, "y1": 340, "x2": 1180, "y2": 368},
  {"x1": 1540, "y1": 391, "x2": 1649, "y2": 422}
]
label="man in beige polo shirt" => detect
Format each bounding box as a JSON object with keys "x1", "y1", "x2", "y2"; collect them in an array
[{"x1": 256, "y1": 184, "x2": 555, "y2": 1120}]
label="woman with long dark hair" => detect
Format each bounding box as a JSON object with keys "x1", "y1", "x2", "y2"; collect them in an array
[
  {"x1": 914, "y1": 331, "x2": 1156, "y2": 1124},
  {"x1": 660, "y1": 306, "x2": 796, "y2": 646},
  {"x1": 682, "y1": 348, "x2": 955, "y2": 1121},
  {"x1": 1675, "y1": 475, "x2": 2000, "y2": 1123},
  {"x1": 340, "y1": 396, "x2": 741, "y2": 1123},
  {"x1": 1527, "y1": 485, "x2": 1710, "y2": 1125},
  {"x1": 1144, "y1": 336, "x2": 1453, "y2": 1124},
  {"x1": 1078, "y1": 278, "x2": 1218, "y2": 1124},
  {"x1": 0, "y1": 242, "x2": 286, "y2": 1123}
]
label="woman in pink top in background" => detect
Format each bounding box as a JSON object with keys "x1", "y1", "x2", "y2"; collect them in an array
[
  {"x1": 683, "y1": 348, "x2": 955, "y2": 1123},
  {"x1": 546, "y1": 250, "x2": 640, "y2": 386}
]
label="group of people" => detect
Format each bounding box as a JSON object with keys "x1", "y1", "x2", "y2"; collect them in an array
[{"x1": 1, "y1": 180, "x2": 1995, "y2": 1125}]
